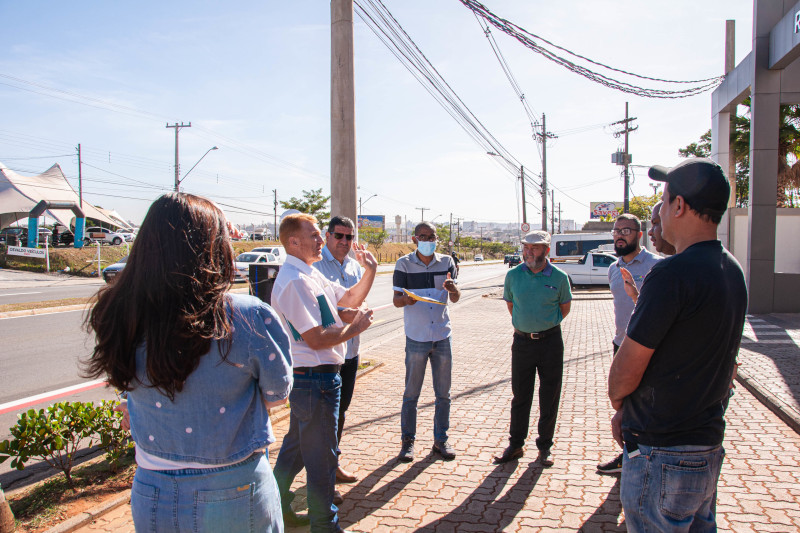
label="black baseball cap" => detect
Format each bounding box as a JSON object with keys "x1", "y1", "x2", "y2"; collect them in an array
[{"x1": 648, "y1": 158, "x2": 730, "y2": 218}]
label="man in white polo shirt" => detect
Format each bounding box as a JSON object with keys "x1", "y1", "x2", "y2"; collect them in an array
[{"x1": 272, "y1": 213, "x2": 377, "y2": 533}]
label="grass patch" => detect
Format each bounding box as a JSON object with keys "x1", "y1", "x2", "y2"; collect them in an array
[
  {"x1": 9, "y1": 453, "x2": 136, "y2": 532},
  {"x1": 0, "y1": 297, "x2": 92, "y2": 314}
]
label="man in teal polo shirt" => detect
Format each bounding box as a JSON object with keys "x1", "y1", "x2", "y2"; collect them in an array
[{"x1": 495, "y1": 230, "x2": 572, "y2": 466}]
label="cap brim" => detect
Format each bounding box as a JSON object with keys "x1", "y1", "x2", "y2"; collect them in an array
[{"x1": 648, "y1": 165, "x2": 670, "y2": 182}]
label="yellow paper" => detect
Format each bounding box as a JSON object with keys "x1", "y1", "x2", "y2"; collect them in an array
[{"x1": 403, "y1": 288, "x2": 446, "y2": 305}]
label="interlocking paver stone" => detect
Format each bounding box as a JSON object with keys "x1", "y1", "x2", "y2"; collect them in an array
[{"x1": 70, "y1": 286, "x2": 800, "y2": 532}]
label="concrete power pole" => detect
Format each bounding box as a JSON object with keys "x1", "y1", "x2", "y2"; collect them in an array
[
  {"x1": 520, "y1": 166, "x2": 527, "y2": 224},
  {"x1": 331, "y1": 0, "x2": 357, "y2": 222},
  {"x1": 550, "y1": 190, "x2": 555, "y2": 234},
  {"x1": 76, "y1": 144, "x2": 83, "y2": 208},
  {"x1": 537, "y1": 114, "x2": 557, "y2": 231},
  {"x1": 611, "y1": 105, "x2": 637, "y2": 213},
  {"x1": 417, "y1": 207, "x2": 428, "y2": 222},
  {"x1": 167, "y1": 122, "x2": 191, "y2": 192},
  {"x1": 273, "y1": 189, "x2": 278, "y2": 240},
  {"x1": 558, "y1": 202, "x2": 562, "y2": 233}
]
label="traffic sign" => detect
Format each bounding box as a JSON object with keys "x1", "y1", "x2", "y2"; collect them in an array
[
  {"x1": 521, "y1": 223, "x2": 530, "y2": 232},
  {"x1": 448, "y1": 241, "x2": 453, "y2": 246}
]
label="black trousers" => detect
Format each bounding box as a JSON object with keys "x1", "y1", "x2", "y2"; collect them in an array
[
  {"x1": 509, "y1": 332, "x2": 564, "y2": 451},
  {"x1": 337, "y1": 355, "x2": 359, "y2": 446}
]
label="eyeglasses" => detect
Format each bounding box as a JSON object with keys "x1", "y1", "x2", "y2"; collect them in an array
[
  {"x1": 611, "y1": 228, "x2": 636, "y2": 237},
  {"x1": 332, "y1": 232, "x2": 354, "y2": 241},
  {"x1": 415, "y1": 234, "x2": 437, "y2": 242}
]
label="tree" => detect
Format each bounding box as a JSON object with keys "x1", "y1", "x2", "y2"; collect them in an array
[
  {"x1": 629, "y1": 193, "x2": 661, "y2": 221},
  {"x1": 359, "y1": 227, "x2": 389, "y2": 253},
  {"x1": 279, "y1": 188, "x2": 331, "y2": 228},
  {"x1": 679, "y1": 98, "x2": 800, "y2": 207}
]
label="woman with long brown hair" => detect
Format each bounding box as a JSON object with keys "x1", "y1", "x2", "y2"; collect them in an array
[{"x1": 86, "y1": 193, "x2": 292, "y2": 532}]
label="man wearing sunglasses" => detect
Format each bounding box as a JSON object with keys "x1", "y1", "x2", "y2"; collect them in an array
[
  {"x1": 597, "y1": 213, "x2": 661, "y2": 476},
  {"x1": 313, "y1": 215, "x2": 363, "y2": 489}
]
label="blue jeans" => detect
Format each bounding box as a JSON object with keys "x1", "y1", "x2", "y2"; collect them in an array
[
  {"x1": 621, "y1": 443, "x2": 725, "y2": 533},
  {"x1": 131, "y1": 452, "x2": 282, "y2": 532},
  {"x1": 401, "y1": 336, "x2": 452, "y2": 442},
  {"x1": 273, "y1": 371, "x2": 341, "y2": 533}
]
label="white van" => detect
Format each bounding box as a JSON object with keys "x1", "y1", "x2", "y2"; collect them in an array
[{"x1": 549, "y1": 233, "x2": 613, "y2": 262}]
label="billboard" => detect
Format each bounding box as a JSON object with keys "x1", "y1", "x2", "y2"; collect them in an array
[
  {"x1": 357, "y1": 215, "x2": 385, "y2": 230},
  {"x1": 590, "y1": 201, "x2": 622, "y2": 219}
]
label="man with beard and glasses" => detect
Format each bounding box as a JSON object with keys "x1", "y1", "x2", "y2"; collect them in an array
[
  {"x1": 596, "y1": 213, "x2": 661, "y2": 475},
  {"x1": 494, "y1": 230, "x2": 571, "y2": 466}
]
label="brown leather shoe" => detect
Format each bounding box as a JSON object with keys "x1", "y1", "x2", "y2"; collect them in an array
[
  {"x1": 336, "y1": 465, "x2": 358, "y2": 483},
  {"x1": 493, "y1": 445, "x2": 524, "y2": 464},
  {"x1": 537, "y1": 450, "x2": 554, "y2": 467}
]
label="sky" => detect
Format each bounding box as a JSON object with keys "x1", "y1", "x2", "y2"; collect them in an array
[{"x1": 0, "y1": 0, "x2": 755, "y2": 230}]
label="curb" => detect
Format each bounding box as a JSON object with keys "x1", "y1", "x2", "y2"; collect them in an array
[
  {"x1": 0, "y1": 303, "x2": 91, "y2": 319},
  {"x1": 44, "y1": 490, "x2": 130, "y2": 533},
  {"x1": 736, "y1": 370, "x2": 800, "y2": 435},
  {"x1": 42, "y1": 361, "x2": 387, "y2": 532}
]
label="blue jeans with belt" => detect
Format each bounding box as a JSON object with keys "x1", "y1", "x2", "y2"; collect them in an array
[
  {"x1": 131, "y1": 452, "x2": 282, "y2": 532},
  {"x1": 273, "y1": 370, "x2": 341, "y2": 533},
  {"x1": 621, "y1": 443, "x2": 725, "y2": 533},
  {"x1": 401, "y1": 336, "x2": 452, "y2": 442}
]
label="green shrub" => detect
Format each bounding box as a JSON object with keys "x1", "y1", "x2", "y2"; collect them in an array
[{"x1": 0, "y1": 401, "x2": 132, "y2": 489}]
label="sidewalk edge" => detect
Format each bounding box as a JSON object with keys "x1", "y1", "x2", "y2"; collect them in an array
[
  {"x1": 736, "y1": 370, "x2": 800, "y2": 435},
  {"x1": 44, "y1": 490, "x2": 130, "y2": 533}
]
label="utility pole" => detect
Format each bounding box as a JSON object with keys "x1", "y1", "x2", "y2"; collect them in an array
[
  {"x1": 449, "y1": 213, "x2": 453, "y2": 251},
  {"x1": 611, "y1": 103, "x2": 638, "y2": 213},
  {"x1": 166, "y1": 122, "x2": 191, "y2": 192},
  {"x1": 520, "y1": 166, "x2": 527, "y2": 224},
  {"x1": 417, "y1": 207, "x2": 428, "y2": 222},
  {"x1": 76, "y1": 144, "x2": 83, "y2": 208},
  {"x1": 479, "y1": 226, "x2": 485, "y2": 255},
  {"x1": 331, "y1": 0, "x2": 357, "y2": 222},
  {"x1": 273, "y1": 189, "x2": 278, "y2": 240},
  {"x1": 558, "y1": 203, "x2": 562, "y2": 233},
  {"x1": 536, "y1": 114, "x2": 557, "y2": 231},
  {"x1": 550, "y1": 190, "x2": 555, "y2": 234}
]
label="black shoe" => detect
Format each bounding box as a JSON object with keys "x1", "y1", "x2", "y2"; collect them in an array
[
  {"x1": 537, "y1": 449, "x2": 554, "y2": 468},
  {"x1": 493, "y1": 445, "x2": 523, "y2": 464},
  {"x1": 398, "y1": 438, "x2": 415, "y2": 462},
  {"x1": 432, "y1": 440, "x2": 456, "y2": 460},
  {"x1": 282, "y1": 509, "x2": 310, "y2": 527},
  {"x1": 597, "y1": 453, "x2": 623, "y2": 475}
]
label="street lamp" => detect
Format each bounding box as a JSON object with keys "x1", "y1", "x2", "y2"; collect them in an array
[
  {"x1": 359, "y1": 194, "x2": 377, "y2": 216},
  {"x1": 175, "y1": 146, "x2": 218, "y2": 191}
]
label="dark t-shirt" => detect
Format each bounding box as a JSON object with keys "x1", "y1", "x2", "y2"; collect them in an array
[{"x1": 623, "y1": 240, "x2": 747, "y2": 447}]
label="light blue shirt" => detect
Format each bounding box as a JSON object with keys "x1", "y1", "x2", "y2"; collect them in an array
[
  {"x1": 392, "y1": 252, "x2": 457, "y2": 342},
  {"x1": 128, "y1": 294, "x2": 293, "y2": 465},
  {"x1": 608, "y1": 247, "x2": 662, "y2": 346},
  {"x1": 313, "y1": 245, "x2": 363, "y2": 359}
]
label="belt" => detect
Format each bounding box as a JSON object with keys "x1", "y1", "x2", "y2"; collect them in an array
[
  {"x1": 294, "y1": 364, "x2": 342, "y2": 375},
  {"x1": 514, "y1": 325, "x2": 560, "y2": 340}
]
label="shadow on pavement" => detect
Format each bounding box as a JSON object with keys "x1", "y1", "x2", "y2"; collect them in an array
[
  {"x1": 339, "y1": 456, "x2": 435, "y2": 528},
  {"x1": 581, "y1": 476, "x2": 625, "y2": 532},
  {"x1": 416, "y1": 462, "x2": 543, "y2": 532}
]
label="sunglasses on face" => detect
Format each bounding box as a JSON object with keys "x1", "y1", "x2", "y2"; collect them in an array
[
  {"x1": 611, "y1": 228, "x2": 636, "y2": 236},
  {"x1": 332, "y1": 232, "x2": 354, "y2": 241}
]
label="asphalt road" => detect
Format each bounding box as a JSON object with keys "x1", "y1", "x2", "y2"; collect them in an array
[{"x1": 0, "y1": 262, "x2": 508, "y2": 444}]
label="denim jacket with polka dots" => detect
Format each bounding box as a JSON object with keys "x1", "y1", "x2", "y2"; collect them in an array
[{"x1": 127, "y1": 293, "x2": 293, "y2": 465}]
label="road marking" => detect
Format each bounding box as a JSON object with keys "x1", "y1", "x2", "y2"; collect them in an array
[
  {"x1": 0, "y1": 379, "x2": 108, "y2": 415},
  {"x1": 0, "y1": 292, "x2": 42, "y2": 297}
]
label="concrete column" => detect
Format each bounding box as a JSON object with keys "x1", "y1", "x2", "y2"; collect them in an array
[
  {"x1": 331, "y1": 0, "x2": 358, "y2": 223},
  {"x1": 712, "y1": 110, "x2": 733, "y2": 248},
  {"x1": 746, "y1": 0, "x2": 783, "y2": 313}
]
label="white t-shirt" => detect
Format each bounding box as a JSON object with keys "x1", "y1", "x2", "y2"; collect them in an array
[{"x1": 271, "y1": 254, "x2": 348, "y2": 367}]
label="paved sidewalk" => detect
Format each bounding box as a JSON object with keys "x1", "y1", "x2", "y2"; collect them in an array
[{"x1": 71, "y1": 288, "x2": 800, "y2": 532}]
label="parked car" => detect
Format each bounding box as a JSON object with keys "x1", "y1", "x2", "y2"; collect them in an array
[
  {"x1": 84, "y1": 226, "x2": 127, "y2": 245},
  {"x1": 0, "y1": 227, "x2": 27, "y2": 245},
  {"x1": 558, "y1": 251, "x2": 617, "y2": 287},
  {"x1": 234, "y1": 252, "x2": 279, "y2": 281},
  {"x1": 102, "y1": 256, "x2": 128, "y2": 283},
  {"x1": 507, "y1": 255, "x2": 522, "y2": 267},
  {"x1": 115, "y1": 230, "x2": 135, "y2": 242},
  {"x1": 473, "y1": 254, "x2": 484, "y2": 261},
  {"x1": 250, "y1": 231, "x2": 271, "y2": 241},
  {"x1": 251, "y1": 246, "x2": 286, "y2": 264}
]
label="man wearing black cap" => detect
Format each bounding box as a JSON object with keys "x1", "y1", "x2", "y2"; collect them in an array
[{"x1": 608, "y1": 158, "x2": 747, "y2": 532}]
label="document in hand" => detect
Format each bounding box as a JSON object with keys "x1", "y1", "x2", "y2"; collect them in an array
[{"x1": 403, "y1": 288, "x2": 446, "y2": 305}]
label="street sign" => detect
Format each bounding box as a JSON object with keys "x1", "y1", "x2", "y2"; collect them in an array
[
  {"x1": 521, "y1": 223, "x2": 530, "y2": 232},
  {"x1": 6, "y1": 246, "x2": 46, "y2": 258},
  {"x1": 448, "y1": 241, "x2": 453, "y2": 246}
]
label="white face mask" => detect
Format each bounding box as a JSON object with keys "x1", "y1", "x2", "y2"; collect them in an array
[{"x1": 416, "y1": 240, "x2": 436, "y2": 256}]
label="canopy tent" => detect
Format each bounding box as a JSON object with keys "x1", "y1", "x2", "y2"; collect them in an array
[
  {"x1": 0, "y1": 162, "x2": 118, "y2": 230},
  {"x1": 94, "y1": 206, "x2": 134, "y2": 231}
]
